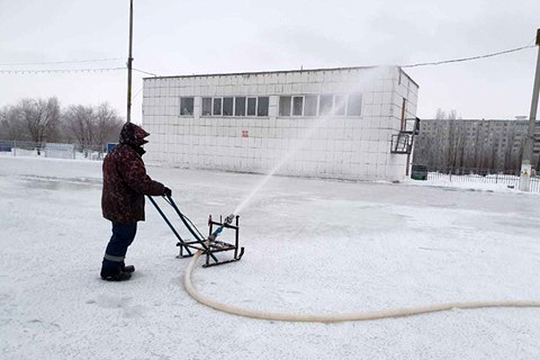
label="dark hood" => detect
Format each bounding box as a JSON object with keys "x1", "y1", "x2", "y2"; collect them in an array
[{"x1": 119, "y1": 122, "x2": 149, "y2": 155}]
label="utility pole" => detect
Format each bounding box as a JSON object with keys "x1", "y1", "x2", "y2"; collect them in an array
[
  {"x1": 519, "y1": 28, "x2": 540, "y2": 191},
  {"x1": 126, "y1": 0, "x2": 134, "y2": 123}
]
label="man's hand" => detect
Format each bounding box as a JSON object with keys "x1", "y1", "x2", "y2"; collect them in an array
[{"x1": 163, "y1": 187, "x2": 172, "y2": 197}]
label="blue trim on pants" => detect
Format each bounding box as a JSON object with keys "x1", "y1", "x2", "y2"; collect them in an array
[{"x1": 100, "y1": 222, "x2": 137, "y2": 277}]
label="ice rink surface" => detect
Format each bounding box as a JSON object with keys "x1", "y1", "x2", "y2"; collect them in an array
[{"x1": 1, "y1": 156, "x2": 539, "y2": 360}]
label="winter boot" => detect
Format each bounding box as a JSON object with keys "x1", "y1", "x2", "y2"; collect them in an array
[
  {"x1": 101, "y1": 271, "x2": 132, "y2": 282},
  {"x1": 122, "y1": 264, "x2": 135, "y2": 273}
]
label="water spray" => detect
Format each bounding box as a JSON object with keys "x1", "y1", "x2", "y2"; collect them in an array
[{"x1": 232, "y1": 68, "x2": 390, "y2": 215}]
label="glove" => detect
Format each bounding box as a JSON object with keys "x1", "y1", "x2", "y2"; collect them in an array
[{"x1": 163, "y1": 187, "x2": 172, "y2": 197}]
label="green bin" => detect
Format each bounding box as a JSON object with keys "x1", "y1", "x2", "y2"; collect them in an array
[{"x1": 411, "y1": 164, "x2": 428, "y2": 180}]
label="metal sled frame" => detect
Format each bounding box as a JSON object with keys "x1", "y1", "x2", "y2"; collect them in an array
[{"x1": 147, "y1": 195, "x2": 244, "y2": 268}]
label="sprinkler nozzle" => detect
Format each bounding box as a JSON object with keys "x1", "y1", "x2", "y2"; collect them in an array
[
  {"x1": 208, "y1": 213, "x2": 236, "y2": 242},
  {"x1": 224, "y1": 213, "x2": 235, "y2": 225}
]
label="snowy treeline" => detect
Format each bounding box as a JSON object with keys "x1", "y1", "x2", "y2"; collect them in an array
[{"x1": 0, "y1": 97, "x2": 124, "y2": 151}]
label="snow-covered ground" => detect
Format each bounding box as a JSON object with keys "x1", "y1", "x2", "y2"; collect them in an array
[
  {"x1": 1, "y1": 156, "x2": 539, "y2": 360},
  {"x1": 403, "y1": 173, "x2": 540, "y2": 194}
]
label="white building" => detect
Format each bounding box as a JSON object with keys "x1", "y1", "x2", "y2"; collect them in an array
[{"x1": 142, "y1": 66, "x2": 419, "y2": 181}]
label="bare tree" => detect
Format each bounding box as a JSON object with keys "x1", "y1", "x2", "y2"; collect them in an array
[
  {"x1": 19, "y1": 97, "x2": 61, "y2": 154},
  {"x1": 93, "y1": 103, "x2": 123, "y2": 147},
  {"x1": 435, "y1": 108, "x2": 461, "y2": 121},
  {"x1": 430, "y1": 109, "x2": 464, "y2": 172},
  {"x1": 447, "y1": 120, "x2": 467, "y2": 173},
  {"x1": 1, "y1": 98, "x2": 125, "y2": 154},
  {"x1": 432, "y1": 121, "x2": 448, "y2": 171},
  {"x1": 63, "y1": 103, "x2": 124, "y2": 157},
  {"x1": 435, "y1": 108, "x2": 447, "y2": 121},
  {"x1": 64, "y1": 105, "x2": 95, "y2": 152},
  {"x1": 0, "y1": 105, "x2": 26, "y2": 140}
]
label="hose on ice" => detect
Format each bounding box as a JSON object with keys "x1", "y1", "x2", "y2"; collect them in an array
[{"x1": 184, "y1": 250, "x2": 540, "y2": 323}]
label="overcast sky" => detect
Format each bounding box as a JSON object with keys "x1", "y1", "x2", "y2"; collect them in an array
[{"x1": 0, "y1": 0, "x2": 539, "y2": 123}]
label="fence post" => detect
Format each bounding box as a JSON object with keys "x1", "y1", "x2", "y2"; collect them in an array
[{"x1": 13, "y1": 140, "x2": 16, "y2": 157}]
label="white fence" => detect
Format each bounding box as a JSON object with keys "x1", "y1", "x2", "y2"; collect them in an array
[
  {"x1": 0, "y1": 140, "x2": 107, "y2": 161},
  {"x1": 426, "y1": 171, "x2": 540, "y2": 193}
]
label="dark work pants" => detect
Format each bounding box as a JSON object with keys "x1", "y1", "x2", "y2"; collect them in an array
[{"x1": 100, "y1": 222, "x2": 137, "y2": 277}]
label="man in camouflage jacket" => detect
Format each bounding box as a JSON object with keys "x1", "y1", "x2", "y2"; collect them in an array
[{"x1": 100, "y1": 122, "x2": 171, "y2": 281}]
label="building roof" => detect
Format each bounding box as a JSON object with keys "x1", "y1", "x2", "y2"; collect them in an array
[{"x1": 143, "y1": 65, "x2": 419, "y2": 88}]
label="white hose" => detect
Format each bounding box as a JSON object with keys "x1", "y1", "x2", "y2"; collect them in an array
[{"x1": 184, "y1": 250, "x2": 540, "y2": 323}]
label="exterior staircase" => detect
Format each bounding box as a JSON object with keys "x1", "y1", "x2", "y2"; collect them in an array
[{"x1": 391, "y1": 117, "x2": 420, "y2": 154}]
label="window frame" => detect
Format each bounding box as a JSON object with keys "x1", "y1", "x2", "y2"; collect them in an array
[
  {"x1": 346, "y1": 93, "x2": 362, "y2": 116},
  {"x1": 257, "y1": 96, "x2": 269, "y2": 117},
  {"x1": 223, "y1": 97, "x2": 234, "y2": 116},
  {"x1": 333, "y1": 95, "x2": 347, "y2": 116},
  {"x1": 246, "y1": 97, "x2": 257, "y2": 117},
  {"x1": 292, "y1": 96, "x2": 304, "y2": 117},
  {"x1": 198, "y1": 93, "x2": 362, "y2": 118},
  {"x1": 179, "y1": 97, "x2": 194, "y2": 116},
  {"x1": 235, "y1": 97, "x2": 246, "y2": 117},
  {"x1": 304, "y1": 95, "x2": 318, "y2": 117},
  {"x1": 201, "y1": 97, "x2": 212, "y2": 116},
  {"x1": 212, "y1": 97, "x2": 223, "y2": 116},
  {"x1": 319, "y1": 94, "x2": 333, "y2": 116},
  {"x1": 279, "y1": 96, "x2": 292, "y2": 117}
]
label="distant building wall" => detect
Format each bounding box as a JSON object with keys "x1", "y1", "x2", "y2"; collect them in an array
[
  {"x1": 142, "y1": 66, "x2": 419, "y2": 181},
  {"x1": 414, "y1": 119, "x2": 540, "y2": 172}
]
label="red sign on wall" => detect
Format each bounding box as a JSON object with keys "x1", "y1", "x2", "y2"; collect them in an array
[{"x1": 242, "y1": 130, "x2": 249, "y2": 138}]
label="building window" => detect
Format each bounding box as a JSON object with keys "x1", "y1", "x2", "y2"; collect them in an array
[
  {"x1": 258, "y1": 97, "x2": 269, "y2": 116},
  {"x1": 223, "y1": 97, "x2": 234, "y2": 116},
  {"x1": 319, "y1": 95, "x2": 333, "y2": 116},
  {"x1": 235, "y1": 97, "x2": 246, "y2": 116},
  {"x1": 347, "y1": 93, "x2": 362, "y2": 116},
  {"x1": 279, "y1": 96, "x2": 291, "y2": 116},
  {"x1": 213, "y1": 98, "x2": 222, "y2": 116},
  {"x1": 292, "y1": 96, "x2": 304, "y2": 116},
  {"x1": 280, "y1": 94, "x2": 361, "y2": 117},
  {"x1": 304, "y1": 95, "x2": 317, "y2": 116},
  {"x1": 334, "y1": 95, "x2": 346, "y2": 116},
  {"x1": 202, "y1": 97, "x2": 212, "y2": 116},
  {"x1": 247, "y1": 97, "x2": 257, "y2": 116},
  {"x1": 180, "y1": 97, "x2": 194, "y2": 116}
]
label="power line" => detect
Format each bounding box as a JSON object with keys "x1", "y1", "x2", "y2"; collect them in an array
[
  {"x1": 133, "y1": 86, "x2": 144, "y2": 100},
  {"x1": 132, "y1": 67, "x2": 157, "y2": 76},
  {"x1": 0, "y1": 57, "x2": 124, "y2": 66},
  {"x1": 0, "y1": 66, "x2": 160, "y2": 75},
  {"x1": 0, "y1": 43, "x2": 535, "y2": 75},
  {"x1": 401, "y1": 44, "x2": 535, "y2": 68},
  {"x1": 0, "y1": 67, "x2": 126, "y2": 74}
]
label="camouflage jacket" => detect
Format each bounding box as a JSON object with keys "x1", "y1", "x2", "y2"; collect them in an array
[{"x1": 101, "y1": 123, "x2": 165, "y2": 224}]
